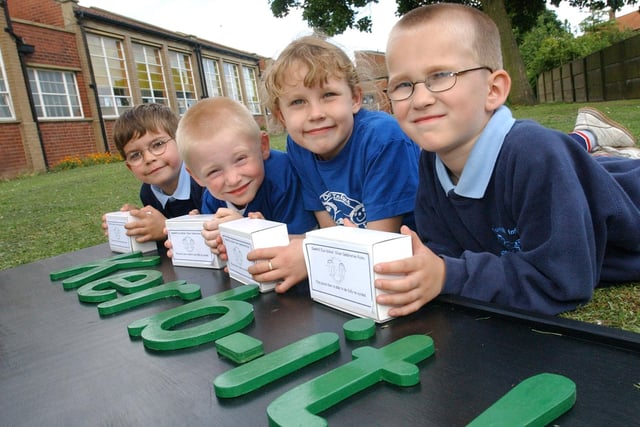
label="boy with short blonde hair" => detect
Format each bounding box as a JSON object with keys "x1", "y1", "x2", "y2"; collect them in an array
[{"x1": 174, "y1": 97, "x2": 317, "y2": 255}]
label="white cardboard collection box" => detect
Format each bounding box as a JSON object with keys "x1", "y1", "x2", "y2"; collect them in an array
[
  {"x1": 218, "y1": 217, "x2": 289, "y2": 293},
  {"x1": 165, "y1": 214, "x2": 226, "y2": 269},
  {"x1": 303, "y1": 226, "x2": 412, "y2": 323},
  {"x1": 104, "y1": 211, "x2": 157, "y2": 254}
]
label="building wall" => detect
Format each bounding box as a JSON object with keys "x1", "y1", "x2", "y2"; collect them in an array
[
  {"x1": 0, "y1": 0, "x2": 266, "y2": 179},
  {"x1": 12, "y1": 10, "x2": 100, "y2": 168},
  {"x1": 0, "y1": 0, "x2": 44, "y2": 178}
]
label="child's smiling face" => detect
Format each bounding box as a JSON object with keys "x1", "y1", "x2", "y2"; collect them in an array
[
  {"x1": 186, "y1": 129, "x2": 268, "y2": 210},
  {"x1": 124, "y1": 130, "x2": 182, "y2": 195},
  {"x1": 276, "y1": 62, "x2": 362, "y2": 161}
]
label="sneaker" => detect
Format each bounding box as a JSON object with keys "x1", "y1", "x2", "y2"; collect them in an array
[
  {"x1": 574, "y1": 107, "x2": 637, "y2": 148},
  {"x1": 591, "y1": 145, "x2": 640, "y2": 159}
]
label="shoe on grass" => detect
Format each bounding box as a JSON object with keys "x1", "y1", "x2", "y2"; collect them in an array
[
  {"x1": 591, "y1": 145, "x2": 640, "y2": 159},
  {"x1": 575, "y1": 107, "x2": 637, "y2": 148}
]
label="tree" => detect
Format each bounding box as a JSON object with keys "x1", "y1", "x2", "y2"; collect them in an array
[
  {"x1": 520, "y1": 8, "x2": 635, "y2": 91},
  {"x1": 268, "y1": 0, "x2": 638, "y2": 105}
]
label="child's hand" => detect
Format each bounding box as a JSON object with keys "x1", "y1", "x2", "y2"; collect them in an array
[
  {"x1": 102, "y1": 203, "x2": 139, "y2": 237},
  {"x1": 164, "y1": 228, "x2": 175, "y2": 258},
  {"x1": 120, "y1": 203, "x2": 139, "y2": 212},
  {"x1": 189, "y1": 209, "x2": 200, "y2": 215},
  {"x1": 373, "y1": 226, "x2": 446, "y2": 317},
  {"x1": 202, "y1": 208, "x2": 243, "y2": 254},
  {"x1": 101, "y1": 213, "x2": 109, "y2": 237},
  {"x1": 125, "y1": 206, "x2": 167, "y2": 242},
  {"x1": 247, "y1": 236, "x2": 307, "y2": 293},
  {"x1": 247, "y1": 211, "x2": 265, "y2": 220}
]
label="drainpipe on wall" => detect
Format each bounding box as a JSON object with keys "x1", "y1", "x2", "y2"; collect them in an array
[
  {"x1": 76, "y1": 10, "x2": 109, "y2": 152},
  {"x1": 2, "y1": 0, "x2": 48, "y2": 168},
  {"x1": 193, "y1": 42, "x2": 208, "y2": 99}
]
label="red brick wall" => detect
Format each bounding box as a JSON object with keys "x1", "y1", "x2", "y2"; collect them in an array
[
  {"x1": 39, "y1": 121, "x2": 99, "y2": 167},
  {"x1": 0, "y1": 124, "x2": 28, "y2": 179},
  {"x1": 103, "y1": 120, "x2": 117, "y2": 153},
  {"x1": 5, "y1": 0, "x2": 100, "y2": 175},
  {"x1": 13, "y1": 23, "x2": 81, "y2": 69},
  {"x1": 9, "y1": 0, "x2": 65, "y2": 27}
]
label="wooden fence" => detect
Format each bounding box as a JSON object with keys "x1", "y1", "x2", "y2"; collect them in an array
[{"x1": 536, "y1": 33, "x2": 640, "y2": 103}]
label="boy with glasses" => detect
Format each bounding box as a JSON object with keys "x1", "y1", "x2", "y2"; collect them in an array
[
  {"x1": 373, "y1": 3, "x2": 640, "y2": 316},
  {"x1": 101, "y1": 103, "x2": 204, "y2": 251}
]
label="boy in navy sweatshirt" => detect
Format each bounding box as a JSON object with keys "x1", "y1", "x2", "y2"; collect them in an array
[
  {"x1": 374, "y1": 3, "x2": 640, "y2": 316},
  {"x1": 102, "y1": 103, "x2": 204, "y2": 252}
]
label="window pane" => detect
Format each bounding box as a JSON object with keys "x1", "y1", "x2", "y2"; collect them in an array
[
  {"x1": 203, "y1": 58, "x2": 223, "y2": 98},
  {"x1": 133, "y1": 43, "x2": 169, "y2": 105},
  {"x1": 223, "y1": 62, "x2": 242, "y2": 103},
  {"x1": 87, "y1": 34, "x2": 132, "y2": 117},
  {"x1": 27, "y1": 68, "x2": 83, "y2": 118},
  {"x1": 242, "y1": 66, "x2": 260, "y2": 114},
  {"x1": 0, "y1": 48, "x2": 15, "y2": 119},
  {"x1": 170, "y1": 51, "x2": 197, "y2": 114}
]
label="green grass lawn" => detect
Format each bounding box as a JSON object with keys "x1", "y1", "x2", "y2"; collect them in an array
[{"x1": 1, "y1": 100, "x2": 638, "y2": 333}]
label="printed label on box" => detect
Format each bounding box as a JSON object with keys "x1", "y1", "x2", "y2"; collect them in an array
[
  {"x1": 169, "y1": 230, "x2": 213, "y2": 263},
  {"x1": 224, "y1": 234, "x2": 254, "y2": 284},
  {"x1": 305, "y1": 243, "x2": 375, "y2": 310},
  {"x1": 107, "y1": 217, "x2": 131, "y2": 252}
]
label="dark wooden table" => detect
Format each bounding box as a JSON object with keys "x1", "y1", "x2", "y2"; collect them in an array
[{"x1": 1, "y1": 243, "x2": 638, "y2": 426}]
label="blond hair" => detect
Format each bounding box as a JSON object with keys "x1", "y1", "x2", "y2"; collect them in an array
[
  {"x1": 176, "y1": 97, "x2": 261, "y2": 167},
  {"x1": 392, "y1": 3, "x2": 503, "y2": 71},
  {"x1": 112, "y1": 103, "x2": 178, "y2": 157},
  {"x1": 261, "y1": 35, "x2": 362, "y2": 129}
]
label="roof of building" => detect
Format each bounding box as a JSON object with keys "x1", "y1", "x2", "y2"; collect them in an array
[
  {"x1": 74, "y1": 5, "x2": 265, "y2": 61},
  {"x1": 616, "y1": 9, "x2": 640, "y2": 31}
]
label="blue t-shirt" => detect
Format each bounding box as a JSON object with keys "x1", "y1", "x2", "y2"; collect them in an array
[
  {"x1": 201, "y1": 150, "x2": 317, "y2": 235},
  {"x1": 416, "y1": 106, "x2": 640, "y2": 315},
  {"x1": 286, "y1": 108, "x2": 420, "y2": 229}
]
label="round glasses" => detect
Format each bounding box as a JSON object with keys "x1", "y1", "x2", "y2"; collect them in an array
[
  {"x1": 386, "y1": 66, "x2": 493, "y2": 101},
  {"x1": 125, "y1": 138, "x2": 173, "y2": 165}
]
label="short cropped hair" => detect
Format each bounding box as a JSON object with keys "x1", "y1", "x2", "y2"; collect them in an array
[
  {"x1": 112, "y1": 103, "x2": 179, "y2": 157},
  {"x1": 261, "y1": 35, "x2": 361, "y2": 129},
  {"x1": 176, "y1": 97, "x2": 261, "y2": 167},
  {"x1": 393, "y1": 3, "x2": 503, "y2": 71}
]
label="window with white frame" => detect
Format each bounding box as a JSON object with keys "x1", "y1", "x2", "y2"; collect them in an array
[
  {"x1": 0, "y1": 49, "x2": 15, "y2": 119},
  {"x1": 202, "y1": 58, "x2": 223, "y2": 98},
  {"x1": 27, "y1": 68, "x2": 83, "y2": 119},
  {"x1": 169, "y1": 51, "x2": 197, "y2": 114},
  {"x1": 86, "y1": 34, "x2": 132, "y2": 117},
  {"x1": 242, "y1": 65, "x2": 260, "y2": 114},
  {"x1": 223, "y1": 62, "x2": 243, "y2": 104},
  {"x1": 133, "y1": 43, "x2": 169, "y2": 105}
]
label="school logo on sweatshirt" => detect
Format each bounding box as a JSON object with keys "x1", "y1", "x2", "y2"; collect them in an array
[
  {"x1": 492, "y1": 226, "x2": 521, "y2": 255},
  {"x1": 320, "y1": 191, "x2": 366, "y2": 227}
]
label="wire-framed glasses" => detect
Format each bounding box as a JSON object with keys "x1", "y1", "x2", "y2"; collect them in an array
[
  {"x1": 125, "y1": 138, "x2": 173, "y2": 165},
  {"x1": 386, "y1": 66, "x2": 493, "y2": 101}
]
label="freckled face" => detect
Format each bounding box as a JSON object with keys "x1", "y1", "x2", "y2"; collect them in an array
[
  {"x1": 186, "y1": 129, "x2": 266, "y2": 209},
  {"x1": 276, "y1": 63, "x2": 362, "y2": 161}
]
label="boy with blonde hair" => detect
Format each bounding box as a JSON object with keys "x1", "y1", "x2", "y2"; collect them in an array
[
  {"x1": 374, "y1": 3, "x2": 640, "y2": 316},
  {"x1": 246, "y1": 35, "x2": 421, "y2": 292},
  {"x1": 174, "y1": 97, "x2": 317, "y2": 255}
]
